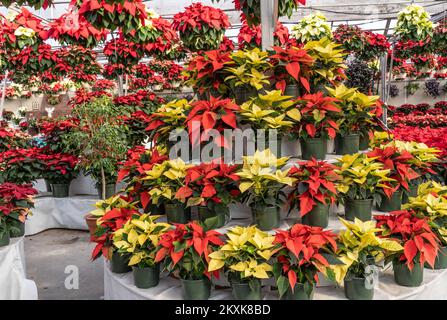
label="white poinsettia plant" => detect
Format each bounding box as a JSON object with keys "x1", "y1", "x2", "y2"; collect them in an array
[
  {"x1": 395, "y1": 4, "x2": 433, "y2": 41},
  {"x1": 292, "y1": 12, "x2": 333, "y2": 43}
]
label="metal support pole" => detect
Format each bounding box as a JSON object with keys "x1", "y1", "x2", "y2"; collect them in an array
[
  {"x1": 0, "y1": 71, "x2": 9, "y2": 121},
  {"x1": 260, "y1": 0, "x2": 278, "y2": 51}
]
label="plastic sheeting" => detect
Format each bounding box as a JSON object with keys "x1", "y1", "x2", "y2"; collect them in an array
[{"x1": 0, "y1": 237, "x2": 38, "y2": 300}]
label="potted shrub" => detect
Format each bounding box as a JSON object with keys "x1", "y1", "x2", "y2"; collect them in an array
[
  {"x1": 137, "y1": 159, "x2": 192, "y2": 224},
  {"x1": 292, "y1": 92, "x2": 341, "y2": 160},
  {"x1": 175, "y1": 162, "x2": 241, "y2": 230},
  {"x1": 41, "y1": 153, "x2": 79, "y2": 198},
  {"x1": 0, "y1": 148, "x2": 45, "y2": 184},
  {"x1": 403, "y1": 181, "x2": 447, "y2": 269},
  {"x1": 335, "y1": 153, "x2": 395, "y2": 221},
  {"x1": 273, "y1": 223, "x2": 338, "y2": 300},
  {"x1": 90, "y1": 195, "x2": 140, "y2": 273},
  {"x1": 172, "y1": 3, "x2": 229, "y2": 52},
  {"x1": 330, "y1": 218, "x2": 403, "y2": 300},
  {"x1": 0, "y1": 183, "x2": 37, "y2": 239},
  {"x1": 376, "y1": 210, "x2": 439, "y2": 287},
  {"x1": 287, "y1": 159, "x2": 340, "y2": 228},
  {"x1": 269, "y1": 45, "x2": 314, "y2": 98},
  {"x1": 327, "y1": 85, "x2": 379, "y2": 155},
  {"x1": 208, "y1": 225, "x2": 276, "y2": 300},
  {"x1": 236, "y1": 150, "x2": 295, "y2": 230},
  {"x1": 238, "y1": 90, "x2": 301, "y2": 156},
  {"x1": 113, "y1": 214, "x2": 171, "y2": 289},
  {"x1": 155, "y1": 221, "x2": 224, "y2": 300},
  {"x1": 367, "y1": 146, "x2": 420, "y2": 212},
  {"x1": 224, "y1": 48, "x2": 271, "y2": 104}
]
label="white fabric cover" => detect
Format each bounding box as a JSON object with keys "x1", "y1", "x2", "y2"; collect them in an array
[
  {"x1": 25, "y1": 196, "x2": 97, "y2": 236},
  {"x1": 0, "y1": 237, "x2": 38, "y2": 300}
]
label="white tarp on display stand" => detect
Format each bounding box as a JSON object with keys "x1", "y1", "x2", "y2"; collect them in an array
[{"x1": 0, "y1": 237, "x2": 38, "y2": 300}]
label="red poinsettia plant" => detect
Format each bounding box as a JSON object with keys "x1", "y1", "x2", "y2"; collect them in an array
[
  {"x1": 376, "y1": 210, "x2": 439, "y2": 270},
  {"x1": 367, "y1": 146, "x2": 420, "y2": 198},
  {"x1": 0, "y1": 148, "x2": 46, "y2": 184},
  {"x1": 292, "y1": 92, "x2": 341, "y2": 140},
  {"x1": 287, "y1": 159, "x2": 340, "y2": 217},
  {"x1": 155, "y1": 221, "x2": 224, "y2": 280},
  {"x1": 9, "y1": 44, "x2": 57, "y2": 76},
  {"x1": 103, "y1": 36, "x2": 143, "y2": 75},
  {"x1": 186, "y1": 97, "x2": 240, "y2": 149},
  {"x1": 238, "y1": 21, "x2": 290, "y2": 50},
  {"x1": 270, "y1": 46, "x2": 314, "y2": 93},
  {"x1": 54, "y1": 46, "x2": 102, "y2": 82},
  {"x1": 273, "y1": 223, "x2": 337, "y2": 298},
  {"x1": 40, "y1": 153, "x2": 79, "y2": 184},
  {"x1": 184, "y1": 49, "x2": 232, "y2": 95},
  {"x1": 0, "y1": 0, "x2": 53, "y2": 9},
  {"x1": 175, "y1": 162, "x2": 241, "y2": 209},
  {"x1": 172, "y1": 2, "x2": 230, "y2": 52},
  {"x1": 0, "y1": 182, "x2": 37, "y2": 221},
  {"x1": 72, "y1": 0, "x2": 147, "y2": 33}
]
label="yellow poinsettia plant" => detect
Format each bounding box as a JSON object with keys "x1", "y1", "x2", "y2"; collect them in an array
[
  {"x1": 335, "y1": 153, "x2": 395, "y2": 203},
  {"x1": 112, "y1": 214, "x2": 171, "y2": 267},
  {"x1": 224, "y1": 48, "x2": 271, "y2": 91},
  {"x1": 137, "y1": 158, "x2": 193, "y2": 208},
  {"x1": 208, "y1": 225, "x2": 278, "y2": 283},
  {"x1": 239, "y1": 90, "x2": 301, "y2": 134},
  {"x1": 236, "y1": 149, "x2": 295, "y2": 209},
  {"x1": 370, "y1": 131, "x2": 393, "y2": 148},
  {"x1": 403, "y1": 181, "x2": 447, "y2": 246},
  {"x1": 325, "y1": 218, "x2": 403, "y2": 284},
  {"x1": 304, "y1": 38, "x2": 347, "y2": 88}
]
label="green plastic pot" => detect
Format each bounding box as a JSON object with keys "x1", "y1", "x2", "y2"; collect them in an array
[
  {"x1": 335, "y1": 134, "x2": 360, "y2": 155},
  {"x1": 252, "y1": 206, "x2": 280, "y2": 231},
  {"x1": 198, "y1": 206, "x2": 228, "y2": 230},
  {"x1": 281, "y1": 283, "x2": 315, "y2": 300},
  {"x1": 133, "y1": 264, "x2": 160, "y2": 289},
  {"x1": 111, "y1": 251, "x2": 131, "y2": 274},
  {"x1": 284, "y1": 84, "x2": 300, "y2": 98},
  {"x1": 234, "y1": 87, "x2": 258, "y2": 105},
  {"x1": 51, "y1": 183, "x2": 70, "y2": 198},
  {"x1": 345, "y1": 199, "x2": 373, "y2": 221},
  {"x1": 393, "y1": 259, "x2": 423, "y2": 287},
  {"x1": 344, "y1": 277, "x2": 374, "y2": 300},
  {"x1": 145, "y1": 203, "x2": 165, "y2": 215},
  {"x1": 0, "y1": 231, "x2": 10, "y2": 247},
  {"x1": 231, "y1": 279, "x2": 262, "y2": 300},
  {"x1": 181, "y1": 278, "x2": 211, "y2": 300},
  {"x1": 300, "y1": 137, "x2": 327, "y2": 160},
  {"x1": 165, "y1": 203, "x2": 191, "y2": 224},
  {"x1": 425, "y1": 246, "x2": 447, "y2": 270},
  {"x1": 379, "y1": 190, "x2": 402, "y2": 212},
  {"x1": 97, "y1": 184, "x2": 116, "y2": 200},
  {"x1": 9, "y1": 220, "x2": 25, "y2": 238},
  {"x1": 402, "y1": 182, "x2": 419, "y2": 204},
  {"x1": 302, "y1": 202, "x2": 329, "y2": 228},
  {"x1": 359, "y1": 132, "x2": 370, "y2": 151}
]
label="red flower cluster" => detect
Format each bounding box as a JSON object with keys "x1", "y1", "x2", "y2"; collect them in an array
[
  {"x1": 92, "y1": 79, "x2": 116, "y2": 92},
  {"x1": 172, "y1": 2, "x2": 230, "y2": 33},
  {"x1": 103, "y1": 37, "x2": 143, "y2": 74},
  {"x1": 238, "y1": 21, "x2": 289, "y2": 50},
  {"x1": 0, "y1": 183, "x2": 37, "y2": 216},
  {"x1": 392, "y1": 125, "x2": 447, "y2": 157}
]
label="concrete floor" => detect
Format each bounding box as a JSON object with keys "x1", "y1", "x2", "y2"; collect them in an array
[{"x1": 24, "y1": 229, "x2": 104, "y2": 300}]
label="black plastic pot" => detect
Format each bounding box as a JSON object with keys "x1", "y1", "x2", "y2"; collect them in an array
[
  {"x1": 111, "y1": 251, "x2": 131, "y2": 274},
  {"x1": 97, "y1": 183, "x2": 116, "y2": 200},
  {"x1": 284, "y1": 84, "x2": 300, "y2": 98},
  {"x1": 302, "y1": 202, "x2": 329, "y2": 228},
  {"x1": 231, "y1": 279, "x2": 262, "y2": 300},
  {"x1": 345, "y1": 198, "x2": 373, "y2": 221},
  {"x1": 181, "y1": 278, "x2": 211, "y2": 300},
  {"x1": 251, "y1": 206, "x2": 280, "y2": 231},
  {"x1": 344, "y1": 277, "x2": 374, "y2": 300},
  {"x1": 379, "y1": 190, "x2": 403, "y2": 212},
  {"x1": 0, "y1": 230, "x2": 10, "y2": 247},
  {"x1": 133, "y1": 264, "x2": 160, "y2": 289},
  {"x1": 300, "y1": 137, "x2": 327, "y2": 160},
  {"x1": 9, "y1": 220, "x2": 25, "y2": 238},
  {"x1": 51, "y1": 183, "x2": 70, "y2": 198},
  {"x1": 164, "y1": 203, "x2": 191, "y2": 224},
  {"x1": 281, "y1": 283, "x2": 315, "y2": 300},
  {"x1": 393, "y1": 259, "x2": 423, "y2": 287},
  {"x1": 198, "y1": 206, "x2": 228, "y2": 229},
  {"x1": 335, "y1": 134, "x2": 360, "y2": 155}
]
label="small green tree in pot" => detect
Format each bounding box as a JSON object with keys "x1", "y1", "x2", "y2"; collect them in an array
[
  {"x1": 335, "y1": 153, "x2": 396, "y2": 221},
  {"x1": 329, "y1": 218, "x2": 403, "y2": 300},
  {"x1": 112, "y1": 214, "x2": 171, "y2": 289},
  {"x1": 236, "y1": 149, "x2": 295, "y2": 231},
  {"x1": 208, "y1": 225, "x2": 277, "y2": 300},
  {"x1": 403, "y1": 181, "x2": 447, "y2": 269},
  {"x1": 273, "y1": 223, "x2": 338, "y2": 300},
  {"x1": 376, "y1": 210, "x2": 440, "y2": 287},
  {"x1": 66, "y1": 95, "x2": 128, "y2": 200},
  {"x1": 155, "y1": 221, "x2": 224, "y2": 300},
  {"x1": 288, "y1": 159, "x2": 340, "y2": 228}
]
